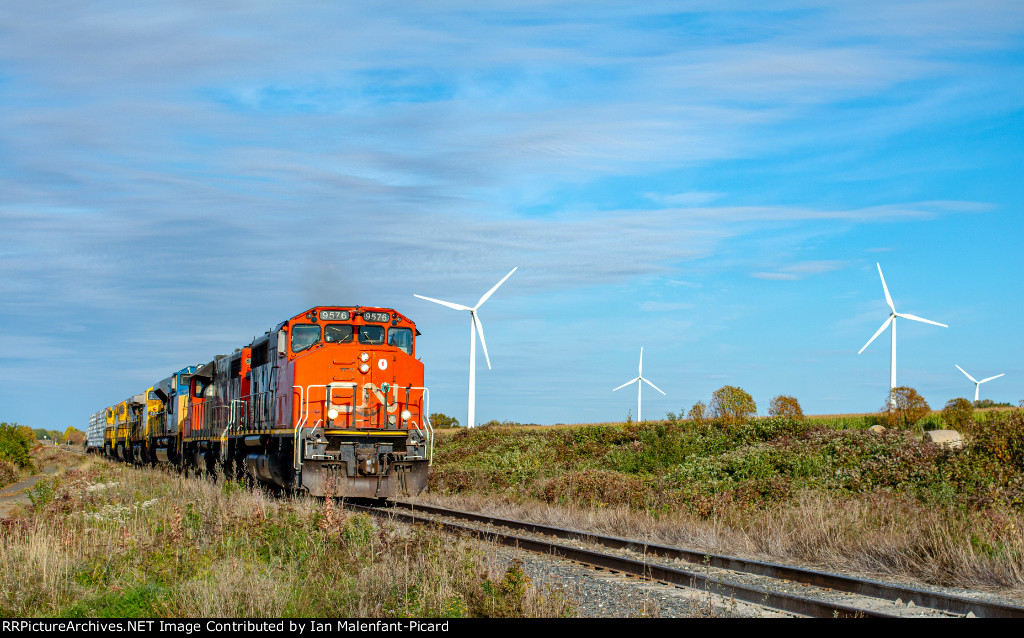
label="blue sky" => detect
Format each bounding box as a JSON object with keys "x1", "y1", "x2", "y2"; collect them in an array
[{"x1": 1, "y1": 2, "x2": 1022, "y2": 429}]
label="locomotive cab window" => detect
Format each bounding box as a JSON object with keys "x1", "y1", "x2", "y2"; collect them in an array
[
  {"x1": 324, "y1": 324, "x2": 354, "y2": 343},
  {"x1": 358, "y1": 325, "x2": 385, "y2": 345},
  {"x1": 388, "y1": 327, "x2": 413, "y2": 355},
  {"x1": 291, "y1": 324, "x2": 321, "y2": 352}
]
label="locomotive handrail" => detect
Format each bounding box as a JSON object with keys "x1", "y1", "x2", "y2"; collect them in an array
[
  {"x1": 292, "y1": 383, "x2": 433, "y2": 472},
  {"x1": 421, "y1": 388, "x2": 434, "y2": 466},
  {"x1": 326, "y1": 382, "x2": 359, "y2": 430},
  {"x1": 293, "y1": 383, "x2": 333, "y2": 471},
  {"x1": 405, "y1": 385, "x2": 431, "y2": 466},
  {"x1": 293, "y1": 384, "x2": 308, "y2": 471},
  {"x1": 145, "y1": 408, "x2": 167, "y2": 439},
  {"x1": 219, "y1": 400, "x2": 242, "y2": 461}
]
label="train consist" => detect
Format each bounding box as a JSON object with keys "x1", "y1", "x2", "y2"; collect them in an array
[{"x1": 86, "y1": 306, "x2": 432, "y2": 498}]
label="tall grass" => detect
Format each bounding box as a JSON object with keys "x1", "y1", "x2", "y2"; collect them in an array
[{"x1": 0, "y1": 454, "x2": 574, "y2": 618}]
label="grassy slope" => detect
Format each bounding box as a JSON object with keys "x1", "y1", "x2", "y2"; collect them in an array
[{"x1": 426, "y1": 410, "x2": 1024, "y2": 592}]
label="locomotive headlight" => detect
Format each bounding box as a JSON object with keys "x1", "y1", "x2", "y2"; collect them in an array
[
  {"x1": 388, "y1": 415, "x2": 397, "y2": 425},
  {"x1": 360, "y1": 352, "x2": 370, "y2": 362},
  {"x1": 401, "y1": 409, "x2": 412, "y2": 421},
  {"x1": 328, "y1": 408, "x2": 339, "y2": 420},
  {"x1": 359, "y1": 363, "x2": 370, "y2": 374}
]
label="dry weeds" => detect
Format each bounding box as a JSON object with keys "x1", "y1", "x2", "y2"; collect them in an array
[
  {"x1": 410, "y1": 490, "x2": 1024, "y2": 600},
  {"x1": 0, "y1": 456, "x2": 575, "y2": 618}
]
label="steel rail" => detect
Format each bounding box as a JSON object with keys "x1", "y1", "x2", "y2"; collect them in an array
[
  {"x1": 384, "y1": 500, "x2": 1024, "y2": 619},
  {"x1": 350, "y1": 502, "x2": 904, "y2": 618}
]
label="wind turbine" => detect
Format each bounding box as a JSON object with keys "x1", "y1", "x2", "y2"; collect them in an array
[
  {"x1": 955, "y1": 365, "x2": 1004, "y2": 403},
  {"x1": 414, "y1": 267, "x2": 517, "y2": 428},
  {"x1": 612, "y1": 347, "x2": 666, "y2": 422},
  {"x1": 858, "y1": 263, "x2": 948, "y2": 402}
]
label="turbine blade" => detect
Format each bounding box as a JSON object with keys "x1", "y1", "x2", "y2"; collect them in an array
[
  {"x1": 642, "y1": 377, "x2": 667, "y2": 395},
  {"x1": 877, "y1": 263, "x2": 895, "y2": 313},
  {"x1": 858, "y1": 316, "x2": 893, "y2": 354},
  {"x1": 955, "y1": 365, "x2": 977, "y2": 383},
  {"x1": 475, "y1": 267, "x2": 518, "y2": 309},
  {"x1": 979, "y1": 374, "x2": 1005, "y2": 384},
  {"x1": 472, "y1": 312, "x2": 491, "y2": 370},
  {"x1": 638, "y1": 347, "x2": 643, "y2": 376},
  {"x1": 613, "y1": 377, "x2": 640, "y2": 392},
  {"x1": 896, "y1": 312, "x2": 948, "y2": 328},
  {"x1": 413, "y1": 294, "x2": 472, "y2": 312}
]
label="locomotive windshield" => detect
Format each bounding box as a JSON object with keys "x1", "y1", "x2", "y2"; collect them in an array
[
  {"x1": 290, "y1": 320, "x2": 413, "y2": 352},
  {"x1": 291, "y1": 324, "x2": 321, "y2": 352},
  {"x1": 358, "y1": 325, "x2": 385, "y2": 345},
  {"x1": 388, "y1": 328, "x2": 413, "y2": 355},
  {"x1": 324, "y1": 324, "x2": 354, "y2": 343}
]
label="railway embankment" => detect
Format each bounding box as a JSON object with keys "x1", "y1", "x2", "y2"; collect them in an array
[{"x1": 425, "y1": 411, "x2": 1024, "y2": 597}]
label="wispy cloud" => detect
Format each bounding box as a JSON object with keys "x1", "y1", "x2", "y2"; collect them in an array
[{"x1": 751, "y1": 260, "x2": 851, "y2": 281}]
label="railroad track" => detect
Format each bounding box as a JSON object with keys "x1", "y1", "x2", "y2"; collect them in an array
[{"x1": 348, "y1": 500, "x2": 1024, "y2": 619}]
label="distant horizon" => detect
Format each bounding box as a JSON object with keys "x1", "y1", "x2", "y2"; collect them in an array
[
  {"x1": 435, "y1": 402, "x2": 1022, "y2": 428},
  {"x1": 17, "y1": 399, "x2": 1022, "y2": 438}
]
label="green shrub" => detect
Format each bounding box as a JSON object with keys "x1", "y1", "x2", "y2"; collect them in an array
[
  {"x1": 943, "y1": 398, "x2": 974, "y2": 431},
  {"x1": 480, "y1": 419, "x2": 538, "y2": 428},
  {"x1": 0, "y1": 422, "x2": 34, "y2": 470},
  {"x1": 916, "y1": 413, "x2": 946, "y2": 432},
  {"x1": 969, "y1": 409, "x2": 1024, "y2": 470},
  {"x1": 687, "y1": 401, "x2": 708, "y2": 425},
  {"x1": 709, "y1": 386, "x2": 756, "y2": 425},
  {"x1": 430, "y1": 413, "x2": 461, "y2": 428},
  {"x1": 768, "y1": 395, "x2": 804, "y2": 420},
  {"x1": 0, "y1": 460, "x2": 17, "y2": 489},
  {"x1": 63, "y1": 583, "x2": 167, "y2": 618},
  {"x1": 975, "y1": 399, "x2": 1012, "y2": 409},
  {"x1": 469, "y1": 560, "x2": 533, "y2": 617},
  {"x1": 880, "y1": 386, "x2": 930, "y2": 430}
]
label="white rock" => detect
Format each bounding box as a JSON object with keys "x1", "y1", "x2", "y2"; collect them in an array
[{"x1": 925, "y1": 430, "x2": 964, "y2": 450}]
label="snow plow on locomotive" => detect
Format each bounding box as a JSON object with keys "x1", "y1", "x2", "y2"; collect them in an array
[{"x1": 89, "y1": 306, "x2": 432, "y2": 498}]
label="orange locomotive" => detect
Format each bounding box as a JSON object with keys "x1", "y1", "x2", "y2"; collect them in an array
[{"x1": 180, "y1": 306, "x2": 432, "y2": 497}]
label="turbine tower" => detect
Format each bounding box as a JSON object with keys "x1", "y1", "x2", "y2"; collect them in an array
[
  {"x1": 414, "y1": 267, "x2": 517, "y2": 428},
  {"x1": 612, "y1": 347, "x2": 666, "y2": 422},
  {"x1": 858, "y1": 263, "x2": 948, "y2": 401},
  {"x1": 955, "y1": 365, "x2": 1004, "y2": 403}
]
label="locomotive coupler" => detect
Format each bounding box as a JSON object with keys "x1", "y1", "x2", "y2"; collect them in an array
[{"x1": 354, "y1": 445, "x2": 379, "y2": 475}]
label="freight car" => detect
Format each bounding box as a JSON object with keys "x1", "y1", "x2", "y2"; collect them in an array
[
  {"x1": 89, "y1": 306, "x2": 432, "y2": 498},
  {"x1": 86, "y1": 409, "x2": 104, "y2": 454}
]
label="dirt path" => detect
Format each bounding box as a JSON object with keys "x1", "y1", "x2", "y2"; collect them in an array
[{"x1": 0, "y1": 466, "x2": 58, "y2": 518}]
